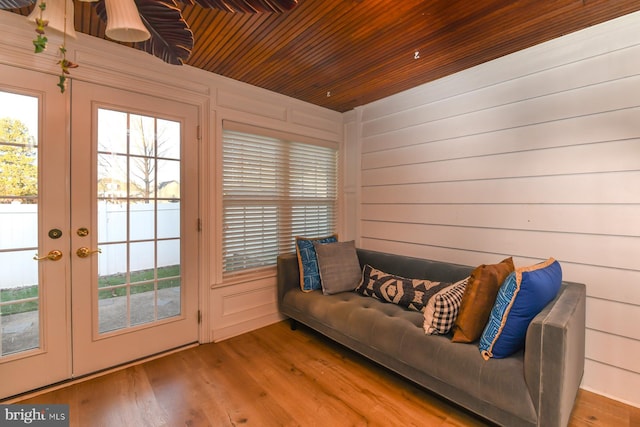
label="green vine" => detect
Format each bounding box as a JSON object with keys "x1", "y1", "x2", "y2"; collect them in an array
[
  {"x1": 57, "y1": 45, "x2": 78, "y2": 93},
  {"x1": 30, "y1": 1, "x2": 78, "y2": 93},
  {"x1": 32, "y1": 1, "x2": 47, "y2": 53}
]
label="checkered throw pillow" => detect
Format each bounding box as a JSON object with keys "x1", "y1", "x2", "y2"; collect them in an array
[{"x1": 423, "y1": 277, "x2": 469, "y2": 335}]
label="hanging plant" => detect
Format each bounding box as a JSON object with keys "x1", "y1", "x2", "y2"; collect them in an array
[
  {"x1": 31, "y1": 0, "x2": 47, "y2": 53},
  {"x1": 57, "y1": 44, "x2": 78, "y2": 93},
  {"x1": 28, "y1": 0, "x2": 78, "y2": 93}
]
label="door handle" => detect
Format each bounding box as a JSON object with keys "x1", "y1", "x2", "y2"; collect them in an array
[
  {"x1": 76, "y1": 247, "x2": 102, "y2": 258},
  {"x1": 33, "y1": 250, "x2": 63, "y2": 261}
]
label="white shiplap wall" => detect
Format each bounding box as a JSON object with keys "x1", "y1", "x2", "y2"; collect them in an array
[{"x1": 347, "y1": 11, "x2": 640, "y2": 407}]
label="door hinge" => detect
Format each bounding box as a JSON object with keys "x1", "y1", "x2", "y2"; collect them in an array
[
  {"x1": 197, "y1": 218, "x2": 202, "y2": 232},
  {"x1": 197, "y1": 310, "x2": 202, "y2": 324},
  {"x1": 197, "y1": 125, "x2": 202, "y2": 141}
]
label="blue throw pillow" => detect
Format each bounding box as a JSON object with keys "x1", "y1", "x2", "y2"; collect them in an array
[
  {"x1": 295, "y1": 235, "x2": 338, "y2": 292},
  {"x1": 479, "y1": 258, "x2": 562, "y2": 360}
]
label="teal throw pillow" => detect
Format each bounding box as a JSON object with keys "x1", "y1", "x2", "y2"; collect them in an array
[{"x1": 295, "y1": 234, "x2": 338, "y2": 292}]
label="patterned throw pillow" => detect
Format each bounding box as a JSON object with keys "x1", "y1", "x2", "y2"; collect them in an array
[
  {"x1": 479, "y1": 258, "x2": 562, "y2": 360},
  {"x1": 355, "y1": 264, "x2": 452, "y2": 312},
  {"x1": 423, "y1": 277, "x2": 469, "y2": 335},
  {"x1": 295, "y1": 234, "x2": 338, "y2": 292}
]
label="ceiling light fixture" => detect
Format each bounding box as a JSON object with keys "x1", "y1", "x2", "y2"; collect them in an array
[{"x1": 103, "y1": 0, "x2": 150, "y2": 43}]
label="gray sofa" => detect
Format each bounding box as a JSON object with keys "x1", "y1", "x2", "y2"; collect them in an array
[{"x1": 277, "y1": 248, "x2": 586, "y2": 427}]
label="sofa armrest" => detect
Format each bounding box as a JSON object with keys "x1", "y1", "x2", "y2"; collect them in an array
[
  {"x1": 524, "y1": 281, "x2": 586, "y2": 427},
  {"x1": 277, "y1": 252, "x2": 300, "y2": 309}
]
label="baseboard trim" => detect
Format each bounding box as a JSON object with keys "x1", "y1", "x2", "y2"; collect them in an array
[
  {"x1": 211, "y1": 313, "x2": 285, "y2": 342},
  {"x1": 2, "y1": 342, "x2": 199, "y2": 404}
]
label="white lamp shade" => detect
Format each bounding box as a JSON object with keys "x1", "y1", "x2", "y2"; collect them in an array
[
  {"x1": 104, "y1": 0, "x2": 151, "y2": 43},
  {"x1": 27, "y1": 0, "x2": 77, "y2": 39}
]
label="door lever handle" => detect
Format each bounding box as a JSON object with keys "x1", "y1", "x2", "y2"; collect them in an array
[
  {"x1": 33, "y1": 250, "x2": 63, "y2": 261},
  {"x1": 76, "y1": 247, "x2": 102, "y2": 258}
]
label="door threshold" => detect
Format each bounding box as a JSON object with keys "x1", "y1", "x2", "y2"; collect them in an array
[{"x1": 1, "y1": 342, "x2": 199, "y2": 404}]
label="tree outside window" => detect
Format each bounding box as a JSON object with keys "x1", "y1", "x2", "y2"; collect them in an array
[{"x1": 0, "y1": 117, "x2": 37, "y2": 204}]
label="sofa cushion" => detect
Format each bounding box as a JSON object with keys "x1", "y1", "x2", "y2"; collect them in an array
[
  {"x1": 295, "y1": 234, "x2": 338, "y2": 292},
  {"x1": 423, "y1": 277, "x2": 468, "y2": 335},
  {"x1": 480, "y1": 258, "x2": 562, "y2": 360},
  {"x1": 452, "y1": 257, "x2": 515, "y2": 343},
  {"x1": 355, "y1": 264, "x2": 452, "y2": 312},
  {"x1": 314, "y1": 240, "x2": 362, "y2": 295},
  {"x1": 281, "y1": 288, "x2": 537, "y2": 424}
]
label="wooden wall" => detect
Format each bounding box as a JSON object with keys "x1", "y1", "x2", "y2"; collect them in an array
[{"x1": 345, "y1": 11, "x2": 640, "y2": 408}]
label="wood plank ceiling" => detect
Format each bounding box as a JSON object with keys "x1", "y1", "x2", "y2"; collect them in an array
[{"x1": 8, "y1": 0, "x2": 640, "y2": 112}]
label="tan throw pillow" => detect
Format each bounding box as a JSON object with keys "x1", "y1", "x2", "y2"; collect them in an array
[{"x1": 451, "y1": 257, "x2": 515, "y2": 343}]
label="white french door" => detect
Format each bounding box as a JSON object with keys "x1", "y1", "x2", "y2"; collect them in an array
[
  {"x1": 0, "y1": 66, "x2": 71, "y2": 398},
  {"x1": 70, "y1": 81, "x2": 200, "y2": 376},
  {"x1": 0, "y1": 67, "x2": 200, "y2": 398}
]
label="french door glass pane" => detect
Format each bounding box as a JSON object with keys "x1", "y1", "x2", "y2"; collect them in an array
[
  {"x1": 0, "y1": 91, "x2": 40, "y2": 356},
  {"x1": 96, "y1": 108, "x2": 182, "y2": 334}
]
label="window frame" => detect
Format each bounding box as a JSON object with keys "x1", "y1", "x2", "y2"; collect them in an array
[{"x1": 221, "y1": 121, "x2": 339, "y2": 278}]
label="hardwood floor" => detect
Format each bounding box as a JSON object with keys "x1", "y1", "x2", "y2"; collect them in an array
[{"x1": 14, "y1": 321, "x2": 640, "y2": 426}]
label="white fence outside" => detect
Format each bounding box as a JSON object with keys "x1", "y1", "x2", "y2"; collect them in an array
[{"x1": 0, "y1": 202, "x2": 180, "y2": 289}]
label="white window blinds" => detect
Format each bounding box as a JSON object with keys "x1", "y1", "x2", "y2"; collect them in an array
[{"x1": 222, "y1": 126, "x2": 338, "y2": 274}]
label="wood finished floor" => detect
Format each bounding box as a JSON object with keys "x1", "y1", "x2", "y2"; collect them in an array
[{"x1": 17, "y1": 321, "x2": 640, "y2": 426}]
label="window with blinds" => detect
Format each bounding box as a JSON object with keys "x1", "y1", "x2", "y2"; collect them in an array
[{"x1": 222, "y1": 125, "x2": 338, "y2": 274}]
